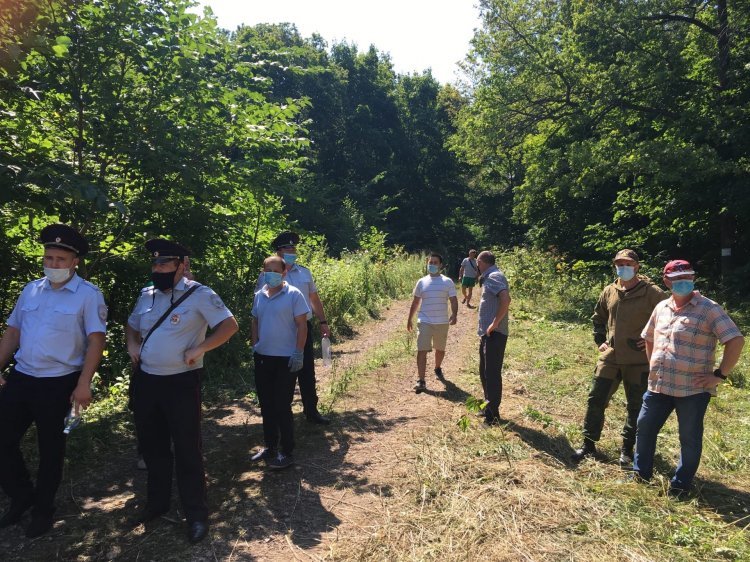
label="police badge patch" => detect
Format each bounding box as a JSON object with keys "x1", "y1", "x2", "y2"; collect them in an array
[
  {"x1": 210, "y1": 294, "x2": 226, "y2": 309},
  {"x1": 170, "y1": 313, "x2": 181, "y2": 325},
  {"x1": 98, "y1": 305, "x2": 108, "y2": 321}
]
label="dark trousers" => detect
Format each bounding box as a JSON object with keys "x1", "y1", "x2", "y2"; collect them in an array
[
  {"x1": 254, "y1": 353, "x2": 297, "y2": 455},
  {"x1": 479, "y1": 332, "x2": 508, "y2": 420},
  {"x1": 299, "y1": 320, "x2": 319, "y2": 414},
  {"x1": 581, "y1": 371, "x2": 648, "y2": 448},
  {"x1": 132, "y1": 369, "x2": 207, "y2": 523},
  {"x1": 0, "y1": 368, "x2": 80, "y2": 517}
]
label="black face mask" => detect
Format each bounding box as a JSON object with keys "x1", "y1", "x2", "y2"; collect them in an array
[{"x1": 151, "y1": 270, "x2": 177, "y2": 292}]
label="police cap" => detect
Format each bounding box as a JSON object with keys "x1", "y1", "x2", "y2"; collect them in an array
[
  {"x1": 145, "y1": 238, "x2": 191, "y2": 263},
  {"x1": 40, "y1": 224, "x2": 89, "y2": 256},
  {"x1": 271, "y1": 231, "x2": 300, "y2": 250}
]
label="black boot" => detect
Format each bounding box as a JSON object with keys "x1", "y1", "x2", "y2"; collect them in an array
[
  {"x1": 619, "y1": 443, "x2": 634, "y2": 466},
  {"x1": 0, "y1": 496, "x2": 34, "y2": 528},
  {"x1": 571, "y1": 441, "x2": 597, "y2": 463}
]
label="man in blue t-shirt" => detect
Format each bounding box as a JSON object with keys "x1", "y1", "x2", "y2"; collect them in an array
[{"x1": 251, "y1": 255, "x2": 310, "y2": 470}]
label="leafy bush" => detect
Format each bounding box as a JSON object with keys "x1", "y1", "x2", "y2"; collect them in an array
[
  {"x1": 303, "y1": 240, "x2": 422, "y2": 337},
  {"x1": 494, "y1": 247, "x2": 609, "y2": 322}
]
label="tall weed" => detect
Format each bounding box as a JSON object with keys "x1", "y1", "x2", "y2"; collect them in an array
[
  {"x1": 495, "y1": 247, "x2": 609, "y2": 322},
  {"x1": 303, "y1": 242, "x2": 422, "y2": 337}
]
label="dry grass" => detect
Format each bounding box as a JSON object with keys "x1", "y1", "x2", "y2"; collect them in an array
[{"x1": 323, "y1": 296, "x2": 750, "y2": 562}]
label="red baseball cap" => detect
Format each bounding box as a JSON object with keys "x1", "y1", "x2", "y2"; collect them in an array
[{"x1": 663, "y1": 260, "x2": 695, "y2": 278}]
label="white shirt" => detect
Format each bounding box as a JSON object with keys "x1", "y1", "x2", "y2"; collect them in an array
[
  {"x1": 8, "y1": 273, "x2": 107, "y2": 377},
  {"x1": 413, "y1": 274, "x2": 457, "y2": 324},
  {"x1": 461, "y1": 257, "x2": 478, "y2": 278},
  {"x1": 128, "y1": 278, "x2": 234, "y2": 375}
]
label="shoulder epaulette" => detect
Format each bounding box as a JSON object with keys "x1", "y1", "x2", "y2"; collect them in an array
[{"x1": 80, "y1": 279, "x2": 103, "y2": 293}]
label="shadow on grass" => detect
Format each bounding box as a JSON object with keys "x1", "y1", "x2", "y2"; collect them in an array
[
  {"x1": 423, "y1": 373, "x2": 473, "y2": 405},
  {"x1": 695, "y1": 480, "x2": 750, "y2": 528},
  {"x1": 0, "y1": 404, "x2": 405, "y2": 561},
  {"x1": 503, "y1": 419, "x2": 579, "y2": 470}
]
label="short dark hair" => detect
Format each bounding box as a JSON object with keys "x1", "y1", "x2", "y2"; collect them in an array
[
  {"x1": 429, "y1": 252, "x2": 443, "y2": 264},
  {"x1": 477, "y1": 251, "x2": 495, "y2": 265}
]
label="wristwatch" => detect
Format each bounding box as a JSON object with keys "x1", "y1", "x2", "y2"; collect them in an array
[{"x1": 713, "y1": 368, "x2": 727, "y2": 380}]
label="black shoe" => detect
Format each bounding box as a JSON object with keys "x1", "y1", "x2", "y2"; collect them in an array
[
  {"x1": 619, "y1": 445, "x2": 634, "y2": 466},
  {"x1": 667, "y1": 486, "x2": 690, "y2": 500},
  {"x1": 306, "y1": 411, "x2": 331, "y2": 425},
  {"x1": 484, "y1": 413, "x2": 502, "y2": 426},
  {"x1": 132, "y1": 505, "x2": 169, "y2": 525},
  {"x1": 268, "y1": 453, "x2": 294, "y2": 470},
  {"x1": 188, "y1": 520, "x2": 209, "y2": 544},
  {"x1": 25, "y1": 514, "x2": 53, "y2": 538},
  {"x1": 434, "y1": 367, "x2": 444, "y2": 378},
  {"x1": 414, "y1": 379, "x2": 426, "y2": 394},
  {"x1": 0, "y1": 496, "x2": 34, "y2": 528},
  {"x1": 250, "y1": 448, "x2": 276, "y2": 462},
  {"x1": 571, "y1": 442, "x2": 597, "y2": 463}
]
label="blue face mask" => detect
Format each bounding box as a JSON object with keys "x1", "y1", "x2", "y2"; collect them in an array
[
  {"x1": 282, "y1": 253, "x2": 297, "y2": 265},
  {"x1": 615, "y1": 265, "x2": 636, "y2": 282},
  {"x1": 428, "y1": 264, "x2": 440, "y2": 274},
  {"x1": 264, "y1": 271, "x2": 283, "y2": 288},
  {"x1": 670, "y1": 280, "x2": 694, "y2": 297}
]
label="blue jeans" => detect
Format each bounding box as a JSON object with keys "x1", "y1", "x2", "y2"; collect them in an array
[{"x1": 634, "y1": 390, "x2": 711, "y2": 491}]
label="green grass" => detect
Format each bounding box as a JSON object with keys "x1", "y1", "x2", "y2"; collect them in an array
[
  {"x1": 329, "y1": 249, "x2": 750, "y2": 561},
  {"x1": 323, "y1": 329, "x2": 416, "y2": 411}
]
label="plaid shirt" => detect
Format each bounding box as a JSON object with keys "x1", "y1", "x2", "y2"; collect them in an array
[{"x1": 641, "y1": 292, "x2": 742, "y2": 397}]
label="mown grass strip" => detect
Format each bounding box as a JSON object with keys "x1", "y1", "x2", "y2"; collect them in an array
[
  {"x1": 325, "y1": 284, "x2": 750, "y2": 561},
  {"x1": 323, "y1": 329, "x2": 416, "y2": 412}
]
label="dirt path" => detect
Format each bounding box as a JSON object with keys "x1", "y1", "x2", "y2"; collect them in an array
[
  {"x1": 0, "y1": 296, "x2": 484, "y2": 561},
  {"x1": 207, "y1": 297, "x2": 482, "y2": 561}
]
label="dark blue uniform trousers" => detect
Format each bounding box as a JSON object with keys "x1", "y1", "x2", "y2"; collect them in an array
[
  {"x1": 254, "y1": 353, "x2": 297, "y2": 455},
  {"x1": 0, "y1": 368, "x2": 79, "y2": 518},
  {"x1": 132, "y1": 368, "x2": 208, "y2": 524},
  {"x1": 299, "y1": 320, "x2": 319, "y2": 414}
]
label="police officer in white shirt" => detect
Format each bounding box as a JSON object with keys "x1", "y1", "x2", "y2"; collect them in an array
[
  {"x1": 126, "y1": 238, "x2": 238, "y2": 544},
  {"x1": 0, "y1": 224, "x2": 107, "y2": 538}
]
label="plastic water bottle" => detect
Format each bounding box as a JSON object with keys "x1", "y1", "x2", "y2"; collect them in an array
[
  {"x1": 321, "y1": 337, "x2": 332, "y2": 367},
  {"x1": 63, "y1": 404, "x2": 81, "y2": 435}
]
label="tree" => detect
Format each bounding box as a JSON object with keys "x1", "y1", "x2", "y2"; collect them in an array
[{"x1": 456, "y1": 0, "x2": 750, "y2": 277}]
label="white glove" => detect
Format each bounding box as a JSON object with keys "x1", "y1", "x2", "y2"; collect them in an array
[{"x1": 288, "y1": 350, "x2": 304, "y2": 373}]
